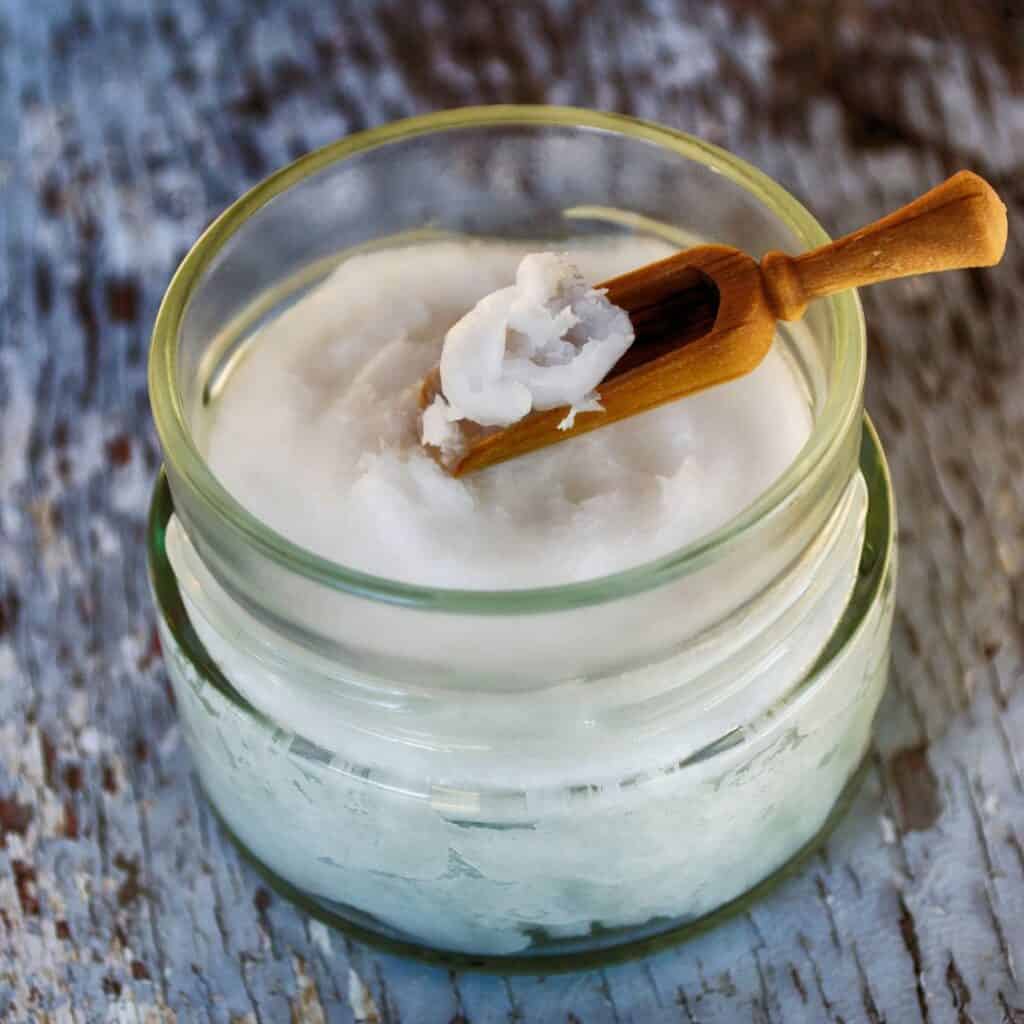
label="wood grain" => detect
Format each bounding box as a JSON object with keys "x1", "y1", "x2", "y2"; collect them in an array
[
  {"x1": 762, "y1": 170, "x2": 1008, "y2": 320},
  {"x1": 1, "y1": 1, "x2": 1022, "y2": 1021},
  {"x1": 436, "y1": 248, "x2": 773, "y2": 477}
]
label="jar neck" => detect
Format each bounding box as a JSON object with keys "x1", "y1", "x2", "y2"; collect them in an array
[
  {"x1": 158, "y1": 452, "x2": 866, "y2": 789},
  {"x1": 165, "y1": 402, "x2": 860, "y2": 678}
]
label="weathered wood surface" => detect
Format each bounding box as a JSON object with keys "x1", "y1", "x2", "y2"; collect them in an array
[{"x1": 1, "y1": 0, "x2": 1022, "y2": 1020}]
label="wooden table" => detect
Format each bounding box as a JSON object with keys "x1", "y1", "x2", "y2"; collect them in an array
[{"x1": 2, "y1": 1, "x2": 1022, "y2": 1020}]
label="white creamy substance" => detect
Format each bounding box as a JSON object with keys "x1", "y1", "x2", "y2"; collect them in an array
[
  {"x1": 421, "y1": 251, "x2": 634, "y2": 455},
  {"x1": 200, "y1": 239, "x2": 812, "y2": 588},
  {"x1": 163, "y1": 237, "x2": 887, "y2": 955}
]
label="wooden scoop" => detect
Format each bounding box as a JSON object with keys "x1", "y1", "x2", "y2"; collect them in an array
[{"x1": 422, "y1": 170, "x2": 1006, "y2": 476}]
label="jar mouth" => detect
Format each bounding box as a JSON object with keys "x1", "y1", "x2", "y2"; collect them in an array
[{"x1": 148, "y1": 105, "x2": 866, "y2": 613}]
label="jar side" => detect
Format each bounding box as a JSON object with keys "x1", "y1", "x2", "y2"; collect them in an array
[
  {"x1": 161, "y1": 468, "x2": 867, "y2": 787},
  {"x1": 147, "y1": 420, "x2": 896, "y2": 960}
]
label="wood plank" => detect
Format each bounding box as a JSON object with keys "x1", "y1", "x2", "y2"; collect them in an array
[{"x1": 0, "y1": 0, "x2": 1021, "y2": 1020}]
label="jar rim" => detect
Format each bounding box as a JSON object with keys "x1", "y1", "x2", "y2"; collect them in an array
[{"x1": 148, "y1": 104, "x2": 866, "y2": 613}]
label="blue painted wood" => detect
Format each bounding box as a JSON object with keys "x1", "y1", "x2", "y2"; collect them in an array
[{"x1": 1, "y1": 1, "x2": 1022, "y2": 1020}]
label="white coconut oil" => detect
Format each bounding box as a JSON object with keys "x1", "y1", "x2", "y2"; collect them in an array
[{"x1": 190, "y1": 238, "x2": 812, "y2": 589}]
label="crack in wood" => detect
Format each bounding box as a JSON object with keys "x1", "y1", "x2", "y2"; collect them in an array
[
  {"x1": 946, "y1": 957, "x2": 974, "y2": 1024},
  {"x1": 851, "y1": 944, "x2": 884, "y2": 1024},
  {"x1": 886, "y1": 744, "x2": 942, "y2": 833},
  {"x1": 897, "y1": 894, "x2": 930, "y2": 1023},
  {"x1": 674, "y1": 985, "x2": 696, "y2": 1024}
]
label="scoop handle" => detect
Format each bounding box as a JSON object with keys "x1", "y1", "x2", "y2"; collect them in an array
[{"x1": 760, "y1": 170, "x2": 1007, "y2": 321}]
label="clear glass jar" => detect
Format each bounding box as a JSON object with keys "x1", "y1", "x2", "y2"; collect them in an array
[{"x1": 148, "y1": 107, "x2": 896, "y2": 962}]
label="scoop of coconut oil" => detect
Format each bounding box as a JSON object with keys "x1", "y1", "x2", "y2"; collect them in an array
[{"x1": 421, "y1": 251, "x2": 635, "y2": 457}]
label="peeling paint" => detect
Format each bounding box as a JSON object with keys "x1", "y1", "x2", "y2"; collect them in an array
[
  {"x1": 1, "y1": 2, "x2": 1024, "y2": 1021},
  {"x1": 347, "y1": 969, "x2": 382, "y2": 1024}
]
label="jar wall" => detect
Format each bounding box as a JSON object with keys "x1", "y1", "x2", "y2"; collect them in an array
[
  {"x1": 155, "y1": 528, "x2": 893, "y2": 957},
  {"x1": 162, "y1": 469, "x2": 867, "y2": 787},
  {"x1": 148, "y1": 422, "x2": 895, "y2": 959}
]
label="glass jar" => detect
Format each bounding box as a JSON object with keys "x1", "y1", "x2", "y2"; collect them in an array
[{"x1": 148, "y1": 107, "x2": 896, "y2": 962}]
